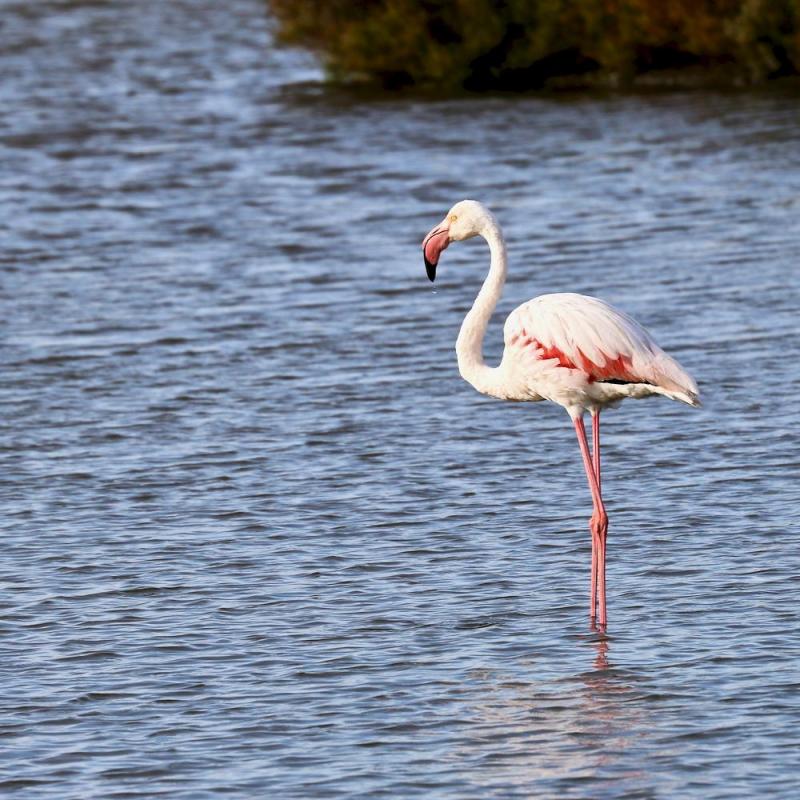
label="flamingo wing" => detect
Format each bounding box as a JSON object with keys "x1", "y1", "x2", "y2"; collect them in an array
[{"x1": 504, "y1": 293, "x2": 699, "y2": 402}]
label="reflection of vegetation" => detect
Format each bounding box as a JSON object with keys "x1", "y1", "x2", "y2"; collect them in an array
[{"x1": 267, "y1": 0, "x2": 800, "y2": 90}]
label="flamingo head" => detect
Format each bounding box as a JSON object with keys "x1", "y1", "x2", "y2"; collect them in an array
[{"x1": 422, "y1": 200, "x2": 494, "y2": 282}]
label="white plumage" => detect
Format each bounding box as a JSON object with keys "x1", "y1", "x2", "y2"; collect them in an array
[
  {"x1": 422, "y1": 200, "x2": 698, "y2": 418},
  {"x1": 501, "y1": 292, "x2": 699, "y2": 412},
  {"x1": 421, "y1": 199, "x2": 700, "y2": 630}
]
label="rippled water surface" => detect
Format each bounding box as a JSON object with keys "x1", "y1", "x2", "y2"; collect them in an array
[{"x1": 2, "y1": 1, "x2": 800, "y2": 797}]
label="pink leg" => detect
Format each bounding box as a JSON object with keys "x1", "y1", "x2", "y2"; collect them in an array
[
  {"x1": 592, "y1": 411, "x2": 604, "y2": 625},
  {"x1": 589, "y1": 412, "x2": 601, "y2": 621},
  {"x1": 590, "y1": 531, "x2": 598, "y2": 622},
  {"x1": 574, "y1": 416, "x2": 608, "y2": 628},
  {"x1": 592, "y1": 411, "x2": 601, "y2": 494}
]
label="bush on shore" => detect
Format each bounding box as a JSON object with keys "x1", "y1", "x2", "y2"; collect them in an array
[{"x1": 266, "y1": 0, "x2": 800, "y2": 90}]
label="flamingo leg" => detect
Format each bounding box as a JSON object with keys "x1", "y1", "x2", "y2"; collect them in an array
[
  {"x1": 590, "y1": 528, "x2": 598, "y2": 622},
  {"x1": 574, "y1": 416, "x2": 608, "y2": 628},
  {"x1": 590, "y1": 411, "x2": 602, "y2": 624},
  {"x1": 593, "y1": 412, "x2": 607, "y2": 630},
  {"x1": 592, "y1": 411, "x2": 601, "y2": 494}
]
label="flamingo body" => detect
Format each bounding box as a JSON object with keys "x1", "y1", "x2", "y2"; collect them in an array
[
  {"x1": 422, "y1": 200, "x2": 699, "y2": 630},
  {"x1": 497, "y1": 292, "x2": 699, "y2": 413}
]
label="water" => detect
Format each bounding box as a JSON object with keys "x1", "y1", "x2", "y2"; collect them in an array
[{"x1": 2, "y1": 1, "x2": 799, "y2": 797}]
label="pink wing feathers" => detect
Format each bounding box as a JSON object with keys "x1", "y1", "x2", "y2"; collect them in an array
[{"x1": 504, "y1": 293, "x2": 699, "y2": 404}]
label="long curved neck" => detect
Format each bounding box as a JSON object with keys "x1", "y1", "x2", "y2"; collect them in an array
[{"x1": 455, "y1": 221, "x2": 507, "y2": 396}]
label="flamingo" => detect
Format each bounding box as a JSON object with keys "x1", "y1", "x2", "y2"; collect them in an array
[{"x1": 422, "y1": 200, "x2": 699, "y2": 629}]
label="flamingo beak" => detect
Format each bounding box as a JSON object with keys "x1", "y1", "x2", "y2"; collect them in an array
[{"x1": 422, "y1": 223, "x2": 451, "y2": 282}]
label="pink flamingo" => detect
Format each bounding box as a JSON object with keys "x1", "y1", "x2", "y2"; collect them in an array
[{"x1": 422, "y1": 200, "x2": 699, "y2": 629}]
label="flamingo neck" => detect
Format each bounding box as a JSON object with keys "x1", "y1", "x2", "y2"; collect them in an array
[{"x1": 455, "y1": 221, "x2": 507, "y2": 397}]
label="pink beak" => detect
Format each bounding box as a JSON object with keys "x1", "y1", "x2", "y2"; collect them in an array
[{"x1": 422, "y1": 221, "x2": 451, "y2": 282}]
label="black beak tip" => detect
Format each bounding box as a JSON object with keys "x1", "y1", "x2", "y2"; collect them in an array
[{"x1": 424, "y1": 257, "x2": 437, "y2": 282}]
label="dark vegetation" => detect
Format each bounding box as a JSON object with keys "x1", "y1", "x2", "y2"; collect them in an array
[{"x1": 267, "y1": 0, "x2": 800, "y2": 90}]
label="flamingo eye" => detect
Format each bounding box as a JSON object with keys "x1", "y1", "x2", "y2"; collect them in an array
[{"x1": 449, "y1": 214, "x2": 458, "y2": 223}]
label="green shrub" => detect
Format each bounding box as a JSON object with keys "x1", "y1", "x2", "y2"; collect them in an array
[{"x1": 266, "y1": 0, "x2": 800, "y2": 89}]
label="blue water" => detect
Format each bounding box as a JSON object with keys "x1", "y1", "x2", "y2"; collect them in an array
[{"x1": 2, "y1": 1, "x2": 799, "y2": 797}]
